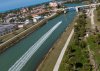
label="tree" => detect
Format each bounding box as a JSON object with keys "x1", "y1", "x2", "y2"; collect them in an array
[
  {"x1": 96, "y1": 34, "x2": 100, "y2": 45},
  {"x1": 75, "y1": 62, "x2": 83, "y2": 69},
  {"x1": 12, "y1": 31, "x2": 18, "y2": 35},
  {"x1": 0, "y1": 39, "x2": 3, "y2": 44},
  {"x1": 27, "y1": 15, "x2": 33, "y2": 20},
  {"x1": 79, "y1": 40, "x2": 87, "y2": 48},
  {"x1": 23, "y1": 25, "x2": 27, "y2": 30}
]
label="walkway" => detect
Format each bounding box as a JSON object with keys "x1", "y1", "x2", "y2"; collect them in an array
[
  {"x1": 90, "y1": 8, "x2": 95, "y2": 29},
  {"x1": 87, "y1": 7, "x2": 99, "y2": 71},
  {"x1": 53, "y1": 29, "x2": 74, "y2": 71}
]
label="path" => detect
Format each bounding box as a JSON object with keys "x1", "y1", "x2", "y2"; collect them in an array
[
  {"x1": 90, "y1": 8, "x2": 96, "y2": 29},
  {"x1": 53, "y1": 29, "x2": 74, "y2": 71},
  {"x1": 87, "y1": 7, "x2": 99, "y2": 71},
  {"x1": 87, "y1": 45, "x2": 99, "y2": 71}
]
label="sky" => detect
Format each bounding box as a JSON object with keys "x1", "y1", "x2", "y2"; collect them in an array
[{"x1": 0, "y1": 0, "x2": 51, "y2": 12}]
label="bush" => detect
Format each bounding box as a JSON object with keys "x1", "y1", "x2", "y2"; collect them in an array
[{"x1": 79, "y1": 40, "x2": 87, "y2": 48}]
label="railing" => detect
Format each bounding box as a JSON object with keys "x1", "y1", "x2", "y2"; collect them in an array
[{"x1": 65, "y1": 3, "x2": 100, "y2": 10}]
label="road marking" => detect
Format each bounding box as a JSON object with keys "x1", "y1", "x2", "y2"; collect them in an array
[{"x1": 8, "y1": 21, "x2": 62, "y2": 71}]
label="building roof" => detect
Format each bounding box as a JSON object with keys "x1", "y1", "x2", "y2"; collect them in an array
[{"x1": 0, "y1": 23, "x2": 16, "y2": 32}]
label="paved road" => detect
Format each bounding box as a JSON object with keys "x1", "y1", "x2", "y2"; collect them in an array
[{"x1": 53, "y1": 29, "x2": 74, "y2": 71}]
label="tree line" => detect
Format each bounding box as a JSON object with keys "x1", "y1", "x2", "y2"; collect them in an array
[
  {"x1": 96, "y1": 5, "x2": 100, "y2": 21},
  {"x1": 59, "y1": 13, "x2": 92, "y2": 71}
]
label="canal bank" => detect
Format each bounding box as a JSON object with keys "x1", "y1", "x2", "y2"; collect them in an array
[
  {"x1": 36, "y1": 14, "x2": 77, "y2": 71},
  {"x1": 0, "y1": 13, "x2": 59, "y2": 53},
  {"x1": 0, "y1": 3, "x2": 84, "y2": 71},
  {"x1": 23, "y1": 12, "x2": 77, "y2": 71},
  {"x1": 0, "y1": 11, "x2": 76, "y2": 71}
]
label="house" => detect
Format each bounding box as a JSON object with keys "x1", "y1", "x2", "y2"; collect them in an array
[
  {"x1": 49, "y1": 2, "x2": 58, "y2": 8},
  {"x1": 24, "y1": 19, "x2": 30, "y2": 25},
  {"x1": 33, "y1": 16, "x2": 43, "y2": 23}
]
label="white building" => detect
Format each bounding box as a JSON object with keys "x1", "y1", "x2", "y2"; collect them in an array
[{"x1": 49, "y1": 2, "x2": 58, "y2": 8}]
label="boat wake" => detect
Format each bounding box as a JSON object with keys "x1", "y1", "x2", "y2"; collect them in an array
[{"x1": 8, "y1": 21, "x2": 62, "y2": 71}]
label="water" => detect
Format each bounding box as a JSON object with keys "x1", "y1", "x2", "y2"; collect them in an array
[
  {"x1": 0, "y1": 3, "x2": 82, "y2": 71},
  {"x1": 8, "y1": 21, "x2": 62, "y2": 71},
  {"x1": 64, "y1": 3, "x2": 83, "y2": 7},
  {"x1": 0, "y1": 0, "x2": 51, "y2": 12}
]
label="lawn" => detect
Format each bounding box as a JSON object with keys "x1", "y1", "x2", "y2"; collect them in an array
[
  {"x1": 59, "y1": 13, "x2": 92, "y2": 71},
  {"x1": 87, "y1": 35, "x2": 100, "y2": 70},
  {"x1": 59, "y1": 35, "x2": 92, "y2": 71}
]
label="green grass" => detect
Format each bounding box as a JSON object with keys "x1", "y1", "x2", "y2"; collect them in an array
[
  {"x1": 59, "y1": 36, "x2": 91, "y2": 71},
  {"x1": 94, "y1": 10, "x2": 100, "y2": 26},
  {"x1": 87, "y1": 35, "x2": 100, "y2": 70},
  {"x1": 59, "y1": 14, "x2": 92, "y2": 71}
]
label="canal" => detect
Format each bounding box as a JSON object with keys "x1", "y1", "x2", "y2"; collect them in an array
[{"x1": 0, "y1": 4, "x2": 82, "y2": 71}]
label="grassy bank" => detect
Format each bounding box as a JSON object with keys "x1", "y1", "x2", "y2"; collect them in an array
[
  {"x1": 87, "y1": 34, "x2": 100, "y2": 70},
  {"x1": 86, "y1": 8, "x2": 100, "y2": 70},
  {"x1": 59, "y1": 35, "x2": 92, "y2": 71},
  {"x1": 59, "y1": 13, "x2": 92, "y2": 71}
]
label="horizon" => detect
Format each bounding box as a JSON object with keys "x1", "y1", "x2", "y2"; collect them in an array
[{"x1": 0, "y1": 0, "x2": 51, "y2": 12}]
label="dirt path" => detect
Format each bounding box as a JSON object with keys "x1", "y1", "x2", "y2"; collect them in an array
[
  {"x1": 87, "y1": 7, "x2": 99, "y2": 71},
  {"x1": 87, "y1": 45, "x2": 99, "y2": 71}
]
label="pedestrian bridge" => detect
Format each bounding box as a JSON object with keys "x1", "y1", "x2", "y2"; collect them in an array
[{"x1": 65, "y1": 3, "x2": 100, "y2": 12}]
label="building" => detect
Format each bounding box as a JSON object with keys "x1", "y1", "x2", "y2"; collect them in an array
[
  {"x1": 49, "y1": 2, "x2": 58, "y2": 8},
  {"x1": 0, "y1": 23, "x2": 18, "y2": 36}
]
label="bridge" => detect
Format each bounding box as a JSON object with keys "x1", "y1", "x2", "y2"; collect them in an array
[{"x1": 65, "y1": 3, "x2": 100, "y2": 12}]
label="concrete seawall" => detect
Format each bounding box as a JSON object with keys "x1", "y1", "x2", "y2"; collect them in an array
[{"x1": 0, "y1": 13, "x2": 59, "y2": 53}]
